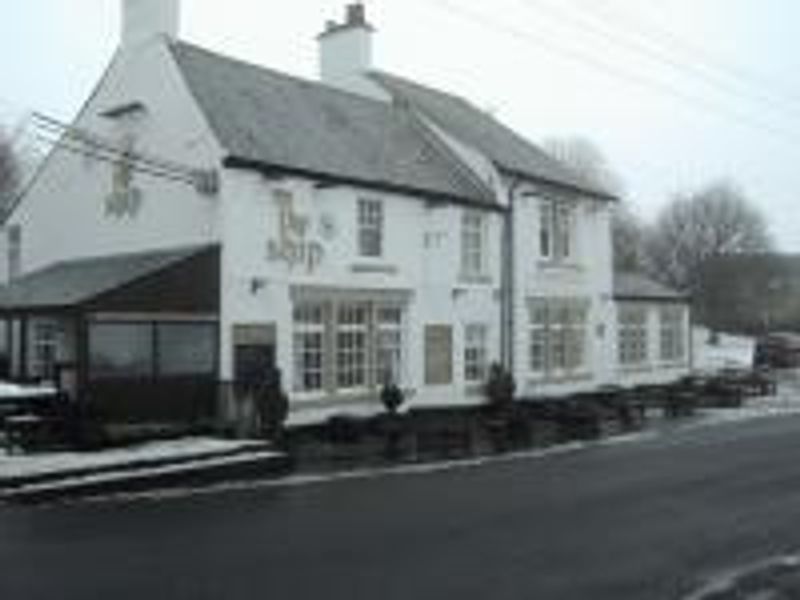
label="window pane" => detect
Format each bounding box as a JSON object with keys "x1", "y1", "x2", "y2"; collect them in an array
[
  {"x1": 293, "y1": 302, "x2": 326, "y2": 392},
  {"x1": 158, "y1": 324, "x2": 216, "y2": 376},
  {"x1": 461, "y1": 211, "x2": 485, "y2": 277},
  {"x1": 90, "y1": 323, "x2": 153, "y2": 379},
  {"x1": 358, "y1": 199, "x2": 383, "y2": 257}
]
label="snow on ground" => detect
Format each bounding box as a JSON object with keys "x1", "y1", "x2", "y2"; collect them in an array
[
  {"x1": 693, "y1": 326, "x2": 755, "y2": 373},
  {"x1": 0, "y1": 437, "x2": 268, "y2": 481},
  {"x1": 0, "y1": 382, "x2": 57, "y2": 399},
  {"x1": 12, "y1": 451, "x2": 281, "y2": 495}
]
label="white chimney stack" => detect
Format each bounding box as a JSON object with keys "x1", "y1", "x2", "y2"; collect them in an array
[
  {"x1": 121, "y1": 0, "x2": 180, "y2": 47},
  {"x1": 318, "y1": 3, "x2": 385, "y2": 99}
]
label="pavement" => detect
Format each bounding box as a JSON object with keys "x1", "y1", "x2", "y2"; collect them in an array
[
  {"x1": 4, "y1": 412, "x2": 800, "y2": 599},
  {"x1": 0, "y1": 438, "x2": 289, "y2": 504}
]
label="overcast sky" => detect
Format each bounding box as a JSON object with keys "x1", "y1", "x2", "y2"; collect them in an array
[{"x1": 3, "y1": 1, "x2": 800, "y2": 249}]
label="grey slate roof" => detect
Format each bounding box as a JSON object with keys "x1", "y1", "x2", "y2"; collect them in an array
[
  {"x1": 0, "y1": 245, "x2": 212, "y2": 311},
  {"x1": 614, "y1": 272, "x2": 688, "y2": 302},
  {"x1": 170, "y1": 42, "x2": 492, "y2": 205},
  {"x1": 370, "y1": 72, "x2": 615, "y2": 200},
  {"x1": 169, "y1": 41, "x2": 610, "y2": 204}
]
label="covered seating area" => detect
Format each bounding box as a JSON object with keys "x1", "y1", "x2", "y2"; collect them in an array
[{"x1": 0, "y1": 245, "x2": 221, "y2": 448}]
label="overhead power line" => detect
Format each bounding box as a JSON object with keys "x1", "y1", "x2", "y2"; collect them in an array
[
  {"x1": 514, "y1": 0, "x2": 800, "y2": 122},
  {"x1": 572, "y1": 0, "x2": 800, "y2": 107},
  {"x1": 424, "y1": 0, "x2": 800, "y2": 146},
  {"x1": 29, "y1": 112, "x2": 219, "y2": 195}
]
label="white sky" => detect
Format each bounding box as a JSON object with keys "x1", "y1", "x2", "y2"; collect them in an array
[{"x1": 3, "y1": 0, "x2": 800, "y2": 248}]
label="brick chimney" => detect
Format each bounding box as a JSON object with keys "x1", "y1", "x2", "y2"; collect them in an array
[
  {"x1": 318, "y1": 3, "x2": 384, "y2": 98},
  {"x1": 121, "y1": 0, "x2": 180, "y2": 47}
]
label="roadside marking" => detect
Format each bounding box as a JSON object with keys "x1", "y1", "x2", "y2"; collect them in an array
[{"x1": 683, "y1": 554, "x2": 800, "y2": 599}]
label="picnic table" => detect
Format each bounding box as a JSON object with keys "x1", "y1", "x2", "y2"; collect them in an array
[{"x1": 0, "y1": 385, "x2": 66, "y2": 454}]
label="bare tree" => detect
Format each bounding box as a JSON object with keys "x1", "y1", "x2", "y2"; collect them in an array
[
  {"x1": 645, "y1": 179, "x2": 773, "y2": 293},
  {"x1": 542, "y1": 136, "x2": 624, "y2": 197},
  {"x1": 542, "y1": 136, "x2": 647, "y2": 270}
]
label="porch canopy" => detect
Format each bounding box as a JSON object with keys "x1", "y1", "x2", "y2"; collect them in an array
[{"x1": 0, "y1": 245, "x2": 220, "y2": 423}]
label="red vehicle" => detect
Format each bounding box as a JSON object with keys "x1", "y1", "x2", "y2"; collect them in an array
[{"x1": 753, "y1": 332, "x2": 800, "y2": 369}]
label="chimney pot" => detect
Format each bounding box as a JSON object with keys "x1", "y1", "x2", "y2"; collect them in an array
[
  {"x1": 121, "y1": 0, "x2": 180, "y2": 46},
  {"x1": 346, "y1": 3, "x2": 366, "y2": 26}
]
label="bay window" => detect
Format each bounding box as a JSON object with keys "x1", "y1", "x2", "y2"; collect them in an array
[
  {"x1": 293, "y1": 303, "x2": 325, "y2": 392},
  {"x1": 660, "y1": 306, "x2": 685, "y2": 362},
  {"x1": 292, "y1": 296, "x2": 407, "y2": 395},
  {"x1": 618, "y1": 305, "x2": 648, "y2": 366},
  {"x1": 529, "y1": 298, "x2": 589, "y2": 378},
  {"x1": 336, "y1": 303, "x2": 369, "y2": 390}
]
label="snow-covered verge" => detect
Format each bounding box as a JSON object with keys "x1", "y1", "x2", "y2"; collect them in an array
[
  {"x1": 0, "y1": 382, "x2": 57, "y2": 399},
  {"x1": 692, "y1": 327, "x2": 755, "y2": 373},
  {"x1": 0, "y1": 437, "x2": 269, "y2": 481}
]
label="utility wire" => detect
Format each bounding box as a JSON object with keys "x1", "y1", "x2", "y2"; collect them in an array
[
  {"x1": 33, "y1": 132, "x2": 197, "y2": 186},
  {"x1": 32, "y1": 112, "x2": 201, "y2": 180},
  {"x1": 518, "y1": 0, "x2": 800, "y2": 119},
  {"x1": 574, "y1": 0, "x2": 800, "y2": 106},
  {"x1": 425, "y1": 0, "x2": 800, "y2": 146}
]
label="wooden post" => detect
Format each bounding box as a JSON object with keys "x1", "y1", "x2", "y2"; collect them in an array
[
  {"x1": 76, "y1": 314, "x2": 90, "y2": 406},
  {"x1": 19, "y1": 316, "x2": 29, "y2": 381}
]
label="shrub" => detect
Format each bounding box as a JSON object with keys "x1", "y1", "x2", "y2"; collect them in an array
[
  {"x1": 484, "y1": 363, "x2": 516, "y2": 413},
  {"x1": 381, "y1": 382, "x2": 405, "y2": 415}
]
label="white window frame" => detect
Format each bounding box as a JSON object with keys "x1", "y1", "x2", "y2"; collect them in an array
[
  {"x1": 529, "y1": 299, "x2": 589, "y2": 378},
  {"x1": 618, "y1": 304, "x2": 649, "y2": 367},
  {"x1": 659, "y1": 306, "x2": 685, "y2": 362},
  {"x1": 358, "y1": 198, "x2": 383, "y2": 258},
  {"x1": 32, "y1": 320, "x2": 59, "y2": 381},
  {"x1": 336, "y1": 303, "x2": 369, "y2": 391},
  {"x1": 461, "y1": 210, "x2": 487, "y2": 279},
  {"x1": 375, "y1": 306, "x2": 404, "y2": 386},
  {"x1": 464, "y1": 323, "x2": 489, "y2": 384},
  {"x1": 539, "y1": 201, "x2": 574, "y2": 262},
  {"x1": 293, "y1": 303, "x2": 325, "y2": 393}
]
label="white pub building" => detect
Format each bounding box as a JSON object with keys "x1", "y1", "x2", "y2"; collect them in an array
[{"x1": 0, "y1": 1, "x2": 690, "y2": 424}]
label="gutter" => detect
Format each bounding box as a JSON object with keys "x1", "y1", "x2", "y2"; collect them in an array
[
  {"x1": 223, "y1": 156, "x2": 504, "y2": 213},
  {"x1": 502, "y1": 178, "x2": 524, "y2": 374}
]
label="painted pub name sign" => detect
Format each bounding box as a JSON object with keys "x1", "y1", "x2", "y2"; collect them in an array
[{"x1": 267, "y1": 191, "x2": 325, "y2": 273}]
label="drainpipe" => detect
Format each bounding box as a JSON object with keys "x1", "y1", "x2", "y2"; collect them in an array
[{"x1": 502, "y1": 178, "x2": 523, "y2": 376}]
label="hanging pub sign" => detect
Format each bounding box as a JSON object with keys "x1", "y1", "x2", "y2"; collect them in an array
[
  {"x1": 267, "y1": 190, "x2": 325, "y2": 273},
  {"x1": 105, "y1": 135, "x2": 143, "y2": 218}
]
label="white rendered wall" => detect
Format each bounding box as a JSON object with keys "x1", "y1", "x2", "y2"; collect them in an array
[
  {"x1": 510, "y1": 180, "x2": 616, "y2": 399},
  {"x1": 121, "y1": 0, "x2": 180, "y2": 47},
  {"x1": 4, "y1": 38, "x2": 224, "y2": 276},
  {"x1": 611, "y1": 302, "x2": 692, "y2": 388},
  {"x1": 219, "y1": 170, "x2": 502, "y2": 410},
  {"x1": 318, "y1": 28, "x2": 389, "y2": 101}
]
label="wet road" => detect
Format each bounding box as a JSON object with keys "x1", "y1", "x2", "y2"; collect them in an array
[{"x1": 4, "y1": 415, "x2": 800, "y2": 599}]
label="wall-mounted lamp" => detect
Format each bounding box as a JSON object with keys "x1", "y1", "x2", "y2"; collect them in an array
[{"x1": 250, "y1": 277, "x2": 268, "y2": 295}]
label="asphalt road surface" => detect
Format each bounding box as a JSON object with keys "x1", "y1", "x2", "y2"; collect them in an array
[{"x1": 5, "y1": 415, "x2": 800, "y2": 600}]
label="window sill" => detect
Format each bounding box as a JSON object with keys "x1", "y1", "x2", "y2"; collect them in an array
[
  {"x1": 350, "y1": 262, "x2": 398, "y2": 275},
  {"x1": 659, "y1": 360, "x2": 689, "y2": 369},
  {"x1": 458, "y1": 273, "x2": 493, "y2": 285},
  {"x1": 527, "y1": 371, "x2": 593, "y2": 385},
  {"x1": 465, "y1": 382, "x2": 486, "y2": 396},
  {"x1": 537, "y1": 260, "x2": 584, "y2": 272},
  {"x1": 618, "y1": 364, "x2": 654, "y2": 374}
]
